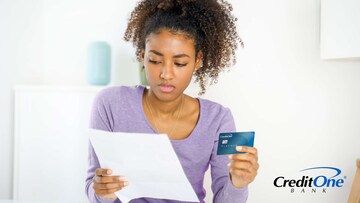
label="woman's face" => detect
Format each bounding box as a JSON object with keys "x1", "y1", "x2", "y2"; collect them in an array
[{"x1": 141, "y1": 29, "x2": 202, "y2": 102}]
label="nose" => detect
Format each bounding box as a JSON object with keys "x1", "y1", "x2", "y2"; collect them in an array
[{"x1": 160, "y1": 61, "x2": 174, "y2": 80}]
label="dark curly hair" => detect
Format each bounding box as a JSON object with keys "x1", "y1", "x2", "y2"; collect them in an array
[{"x1": 124, "y1": 0, "x2": 242, "y2": 95}]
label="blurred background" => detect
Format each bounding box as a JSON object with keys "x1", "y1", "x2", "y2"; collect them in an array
[{"x1": 0, "y1": 0, "x2": 359, "y2": 202}]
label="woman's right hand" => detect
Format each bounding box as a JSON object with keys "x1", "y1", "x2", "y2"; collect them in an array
[{"x1": 93, "y1": 168, "x2": 129, "y2": 199}]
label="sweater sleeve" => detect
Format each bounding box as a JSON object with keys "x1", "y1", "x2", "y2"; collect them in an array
[
  {"x1": 209, "y1": 108, "x2": 249, "y2": 203},
  {"x1": 85, "y1": 91, "x2": 122, "y2": 203}
]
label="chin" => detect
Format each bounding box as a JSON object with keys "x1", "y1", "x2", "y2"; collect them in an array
[
  {"x1": 155, "y1": 89, "x2": 182, "y2": 102},
  {"x1": 155, "y1": 92, "x2": 178, "y2": 102}
]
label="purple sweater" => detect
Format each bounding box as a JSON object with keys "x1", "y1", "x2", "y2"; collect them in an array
[{"x1": 85, "y1": 86, "x2": 248, "y2": 203}]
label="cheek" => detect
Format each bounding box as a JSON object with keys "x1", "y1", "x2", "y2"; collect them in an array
[
  {"x1": 143, "y1": 65, "x2": 159, "y2": 83},
  {"x1": 175, "y1": 68, "x2": 195, "y2": 85},
  {"x1": 180, "y1": 69, "x2": 194, "y2": 80},
  {"x1": 182, "y1": 64, "x2": 197, "y2": 77}
]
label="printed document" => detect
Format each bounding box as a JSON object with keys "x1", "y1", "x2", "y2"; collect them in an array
[{"x1": 89, "y1": 129, "x2": 199, "y2": 203}]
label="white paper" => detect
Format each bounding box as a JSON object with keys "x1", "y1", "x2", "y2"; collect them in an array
[{"x1": 88, "y1": 129, "x2": 199, "y2": 203}]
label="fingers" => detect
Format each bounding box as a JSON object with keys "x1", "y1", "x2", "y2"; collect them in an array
[
  {"x1": 230, "y1": 146, "x2": 258, "y2": 162},
  {"x1": 228, "y1": 160, "x2": 259, "y2": 173},
  {"x1": 93, "y1": 179, "x2": 128, "y2": 196},
  {"x1": 229, "y1": 153, "x2": 258, "y2": 166},
  {"x1": 228, "y1": 146, "x2": 260, "y2": 172},
  {"x1": 93, "y1": 181, "x2": 129, "y2": 190},
  {"x1": 93, "y1": 168, "x2": 129, "y2": 197},
  {"x1": 96, "y1": 168, "x2": 112, "y2": 176},
  {"x1": 236, "y1": 146, "x2": 257, "y2": 155},
  {"x1": 226, "y1": 147, "x2": 259, "y2": 188},
  {"x1": 228, "y1": 160, "x2": 251, "y2": 171},
  {"x1": 94, "y1": 175, "x2": 126, "y2": 184}
]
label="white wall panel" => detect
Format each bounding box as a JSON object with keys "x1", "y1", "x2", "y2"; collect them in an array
[{"x1": 321, "y1": 0, "x2": 360, "y2": 59}]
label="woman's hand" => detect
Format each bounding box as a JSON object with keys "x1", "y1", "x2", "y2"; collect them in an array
[
  {"x1": 228, "y1": 146, "x2": 259, "y2": 189},
  {"x1": 93, "y1": 168, "x2": 129, "y2": 199}
]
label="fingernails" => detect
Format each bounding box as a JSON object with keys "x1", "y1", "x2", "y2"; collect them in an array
[
  {"x1": 124, "y1": 181, "x2": 129, "y2": 186},
  {"x1": 106, "y1": 169, "x2": 112, "y2": 175},
  {"x1": 236, "y1": 146, "x2": 242, "y2": 151},
  {"x1": 119, "y1": 177, "x2": 125, "y2": 181},
  {"x1": 228, "y1": 155, "x2": 233, "y2": 159}
]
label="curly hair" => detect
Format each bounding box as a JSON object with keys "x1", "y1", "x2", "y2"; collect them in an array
[{"x1": 124, "y1": 0, "x2": 242, "y2": 95}]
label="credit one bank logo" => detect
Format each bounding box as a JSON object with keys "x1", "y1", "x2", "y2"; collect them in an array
[{"x1": 273, "y1": 167, "x2": 346, "y2": 193}]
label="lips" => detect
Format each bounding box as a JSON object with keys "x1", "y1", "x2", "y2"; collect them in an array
[{"x1": 159, "y1": 84, "x2": 175, "y2": 93}]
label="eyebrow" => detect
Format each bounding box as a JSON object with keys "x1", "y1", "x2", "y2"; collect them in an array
[{"x1": 149, "y1": 50, "x2": 190, "y2": 58}]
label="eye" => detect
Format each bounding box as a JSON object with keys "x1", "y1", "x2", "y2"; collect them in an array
[
  {"x1": 148, "y1": 58, "x2": 161, "y2": 64},
  {"x1": 175, "y1": 63, "x2": 187, "y2": 67}
]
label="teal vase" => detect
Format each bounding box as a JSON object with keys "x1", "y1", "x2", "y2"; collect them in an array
[{"x1": 87, "y1": 41, "x2": 111, "y2": 85}]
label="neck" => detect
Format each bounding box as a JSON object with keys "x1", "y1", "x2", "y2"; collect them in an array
[{"x1": 145, "y1": 89, "x2": 183, "y2": 118}]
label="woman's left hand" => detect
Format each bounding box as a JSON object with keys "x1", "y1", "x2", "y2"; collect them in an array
[{"x1": 228, "y1": 146, "x2": 259, "y2": 188}]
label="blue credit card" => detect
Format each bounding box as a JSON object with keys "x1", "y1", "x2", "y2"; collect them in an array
[{"x1": 217, "y1": 131, "x2": 255, "y2": 155}]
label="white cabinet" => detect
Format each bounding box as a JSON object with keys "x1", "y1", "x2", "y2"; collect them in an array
[
  {"x1": 321, "y1": 0, "x2": 360, "y2": 60},
  {"x1": 13, "y1": 86, "x2": 103, "y2": 202}
]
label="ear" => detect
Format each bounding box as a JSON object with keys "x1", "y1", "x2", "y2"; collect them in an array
[
  {"x1": 195, "y1": 50, "x2": 203, "y2": 71},
  {"x1": 140, "y1": 50, "x2": 145, "y2": 62}
]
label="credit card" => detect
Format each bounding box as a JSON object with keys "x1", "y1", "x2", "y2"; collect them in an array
[{"x1": 217, "y1": 131, "x2": 255, "y2": 155}]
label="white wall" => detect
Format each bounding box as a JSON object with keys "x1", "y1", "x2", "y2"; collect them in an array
[
  {"x1": 1, "y1": 0, "x2": 360, "y2": 202},
  {"x1": 190, "y1": 0, "x2": 360, "y2": 202},
  {"x1": 320, "y1": 0, "x2": 360, "y2": 59},
  {"x1": 41, "y1": 0, "x2": 140, "y2": 86},
  {"x1": 0, "y1": 0, "x2": 44, "y2": 198},
  {"x1": 0, "y1": 0, "x2": 142, "y2": 200}
]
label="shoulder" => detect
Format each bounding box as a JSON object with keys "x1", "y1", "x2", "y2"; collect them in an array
[
  {"x1": 197, "y1": 98, "x2": 236, "y2": 136},
  {"x1": 199, "y1": 98, "x2": 233, "y2": 119},
  {"x1": 92, "y1": 85, "x2": 144, "y2": 107}
]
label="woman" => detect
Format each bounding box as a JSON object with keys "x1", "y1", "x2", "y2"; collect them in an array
[{"x1": 85, "y1": 0, "x2": 259, "y2": 202}]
